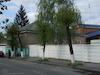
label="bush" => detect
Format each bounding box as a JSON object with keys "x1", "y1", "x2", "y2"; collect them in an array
[
  {"x1": 43, "y1": 58, "x2": 49, "y2": 62},
  {"x1": 67, "y1": 62, "x2": 83, "y2": 67},
  {"x1": 38, "y1": 58, "x2": 49, "y2": 63}
]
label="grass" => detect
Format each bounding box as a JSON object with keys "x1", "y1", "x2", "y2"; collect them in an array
[
  {"x1": 67, "y1": 62, "x2": 83, "y2": 67},
  {"x1": 38, "y1": 58, "x2": 49, "y2": 63},
  {"x1": 20, "y1": 56, "x2": 29, "y2": 60}
]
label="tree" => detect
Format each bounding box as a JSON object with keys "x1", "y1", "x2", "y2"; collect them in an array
[
  {"x1": 14, "y1": 5, "x2": 29, "y2": 57},
  {"x1": 56, "y1": 0, "x2": 82, "y2": 63},
  {"x1": 6, "y1": 23, "x2": 18, "y2": 57},
  {"x1": 37, "y1": 0, "x2": 77, "y2": 45},
  {"x1": 14, "y1": 5, "x2": 29, "y2": 27},
  {"x1": 36, "y1": 20, "x2": 50, "y2": 59},
  {"x1": 0, "y1": 32, "x2": 6, "y2": 41},
  {"x1": 37, "y1": 0, "x2": 81, "y2": 63},
  {"x1": 36, "y1": 0, "x2": 56, "y2": 59},
  {"x1": 1, "y1": 19, "x2": 9, "y2": 28},
  {"x1": 0, "y1": 0, "x2": 10, "y2": 14},
  {"x1": 0, "y1": 0, "x2": 10, "y2": 26}
]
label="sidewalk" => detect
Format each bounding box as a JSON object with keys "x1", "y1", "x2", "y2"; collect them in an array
[{"x1": 17, "y1": 57, "x2": 100, "y2": 72}]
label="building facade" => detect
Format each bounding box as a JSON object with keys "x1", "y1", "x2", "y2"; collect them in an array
[
  {"x1": 19, "y1": 23, "x2": 39, "y2": 47},
  {"x1": 74, "y1": 24, "x2": 100, "y2": 44},
  {"x1": 19, "y1": 23, "x2": 100, "y2": 45}
]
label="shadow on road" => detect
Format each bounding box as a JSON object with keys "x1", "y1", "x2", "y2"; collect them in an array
[{"x1": 75, "y1": 70, "x2": 100, "y2": 75}]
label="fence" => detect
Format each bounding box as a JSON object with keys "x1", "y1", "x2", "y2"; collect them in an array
[
  {"x1": 0, "y1": 45, "x2": 6, "y2": 54},
  {"x1": 29, "y1": 44, "x2": 100, "y2": 63},
  {"x1": 6, "y1": 48, "x2": 29, "y2": 56}
]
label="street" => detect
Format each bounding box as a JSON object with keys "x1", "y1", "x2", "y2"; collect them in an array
[{"x1": 0, "y1": 58, "x2": 85, "y2": 75}]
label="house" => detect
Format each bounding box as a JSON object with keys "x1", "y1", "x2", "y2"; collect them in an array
[
  {"x1": 19, "y1": 23, "x2": 100, "y2": 45},
  {"x1": 19, "y1": 22, "x2": 39, "y2": 47},
  {"x1": 0, "y1": 41, "x2": 6, "y2": 55},
  {"x1": 74, "y1": 24, "x2": 100, "y2": 44}
]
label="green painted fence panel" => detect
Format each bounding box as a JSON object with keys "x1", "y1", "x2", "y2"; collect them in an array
[{"x1": 6, "y1": 47, "x2": 29, "y2": 56}]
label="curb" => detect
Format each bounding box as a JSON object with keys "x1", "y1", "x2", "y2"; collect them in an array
[{"x1": 38, "y1": 61, "x2": 100, "y2": 73}]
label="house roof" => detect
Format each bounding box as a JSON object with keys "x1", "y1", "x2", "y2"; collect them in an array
[
  {"x1": 19, "y1": 22, "x2": 36, "y2": 33},
  {"x1": 0, "y1": 41, "x2": 6, "y2": 46},
  {"x1": 86, "y1": 30, "x2": 100, "y2": 38},
  {"x1": 83, "y1": 24, "x2": 100, "y2": 29}
]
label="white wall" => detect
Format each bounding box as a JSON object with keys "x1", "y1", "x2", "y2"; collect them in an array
[
  {"x1": 29, "y1": 44, "x2": 100, "y2": 63},
  {"x1": 0, "y1": 46, "x2": 6, "y2": 54},
  {"x1": 91, "y1": 39, "x2": 100, "y2": 45}
]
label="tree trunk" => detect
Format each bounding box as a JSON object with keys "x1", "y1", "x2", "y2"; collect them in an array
[
  {"x1": 15, "y1": 47, "x2": 17, "y2": 57},
  {"x1": 66, "y1": 26, "x2": 75, "y2": 63},
  {"x1": 11, "y1": 46, "x2": 14, "y2": 57},
  {"x1": 42, "y1": 44, "x2": 45, "y2": 59},
  {"x1": 18, "y1": 31, "x2": 23, "y2": 57},
  {"x1": 21, "y1": 51, "x2": 24, "y2": 57}
]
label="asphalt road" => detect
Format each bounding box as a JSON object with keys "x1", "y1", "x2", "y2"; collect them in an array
[{"x1": 0, "y1": 58, "x2": 85, "y2": 75}]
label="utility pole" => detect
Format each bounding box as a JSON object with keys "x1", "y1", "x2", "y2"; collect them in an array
[{"x1": 88, "y1": 0, "x2": 91, "y2": 24}]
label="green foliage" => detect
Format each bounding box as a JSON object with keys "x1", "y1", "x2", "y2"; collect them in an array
[
  {"x1": 36, "y1": 0, "x2": 80, "y2": 44},
  {"x1": 43, "y1": 58, "x2": 49, "y2": 62},
  {"x1": 38, "y1": 0, "x2": 55, "y2": 23},
  {"x1": 14, "y1": 5, "x2": 29, "y2": 27},
  {"x1": 36, "y1": 21, "x2": 51, "y2": 45},
  {"x1": 55, "y1": 25, "x2": 67, "y2": 44},
  {"x1": 20, "y1": 56, "x2": 28, "y2": 60},
  {"x1": 6, "y1": 23, "x2": 18, "y2": 47},
  {"x1": 0, "y1": 0, "x2": 10, "y2": 29},
  {"x1": 36, "y1": 0, "x2": 57, "y2": 44},
  {"x1": 38, "y1": 58, "x2": 42, "y2": 62},
  {"x1": 0, "y1": 32, "x2": 6, "y2": 41},
  {"x1": 14, "y1": 5, "x2": 29, "y2": 51},
  {"x1": 0, "y1": 0, "x2": 10, "y2": 14},
  {"x1": 55, "y1": 0, "x2": 81, "y2": 44},
  {"x1": 38, "y1": 58, "x2": 49, "y2": 63},
  {"x1": 56, "y1": 1, "x2": 81, "y2": 27},
  {"x1": 56, "y1": 0, "x2": 82, "y2": 62},
  {"x1": 0, "y1": 19, "x2": 9, "y2": 30},
  {"x1": 67, "y1": 62, "x2": 83, "y2": 67},
  {"x1": 1, "y1": 19, "x2": 9, "y2": 24}
]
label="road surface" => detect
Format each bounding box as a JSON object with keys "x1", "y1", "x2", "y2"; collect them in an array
[{"x1": 0, "y1": 58, "x2": 85, "y2": 75}]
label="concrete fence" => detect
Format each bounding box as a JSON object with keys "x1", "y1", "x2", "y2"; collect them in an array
[
  {"x1": 29, "y1": 44, "x2": 100, "y2": 63},
  {"x1": 0, "y1": 45, "x2": 6, "y2": 54}
]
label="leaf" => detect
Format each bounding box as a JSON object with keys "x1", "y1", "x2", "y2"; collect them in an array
[
  {"x1": 6, "y1": 19, "x2": 9, "y2": 23},
  {"x1": 5, "y1": 26, "x2": 8, "y2": 29},
  {"x1": 5, "y1": 0, "x2": 8, "y2": 2},
  {"x1": 0, "y1": 11, "x2": 3, "y2": 14},
  {"x1": 5, "y1": 0, "x2": 10, "y2": 2},
  {"x1": 1, "y1": 7, "x2": 4, "y2": 10},
  {"x1": 1, "y1": 27, "x2": 4, "y2": 29},
  {"x1": 2, "y1": 21, "x2": 5, "y2": 24},
  {"x1": 5, "y1": 6, "x2": 7, "y2": 10}
]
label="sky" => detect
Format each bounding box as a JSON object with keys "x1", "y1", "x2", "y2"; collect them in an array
[{"x1": 0, "y1": 0, "x2": 100, "y2": 32}]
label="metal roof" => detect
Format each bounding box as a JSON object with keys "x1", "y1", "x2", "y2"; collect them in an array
[
  {"x1": 19, "y1": 22, "x2": 36, "y2": 32},
  {"x1": 86, "y1": 30, "x2": 100, "y2": 38},
  {"x1": 83, "y1": 24, "x2": 100, "y2": 29}
]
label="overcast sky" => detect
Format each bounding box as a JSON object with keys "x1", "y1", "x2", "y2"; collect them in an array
[{"x1": 0, "y1": 0, "x2": 100, "y2": 32}]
